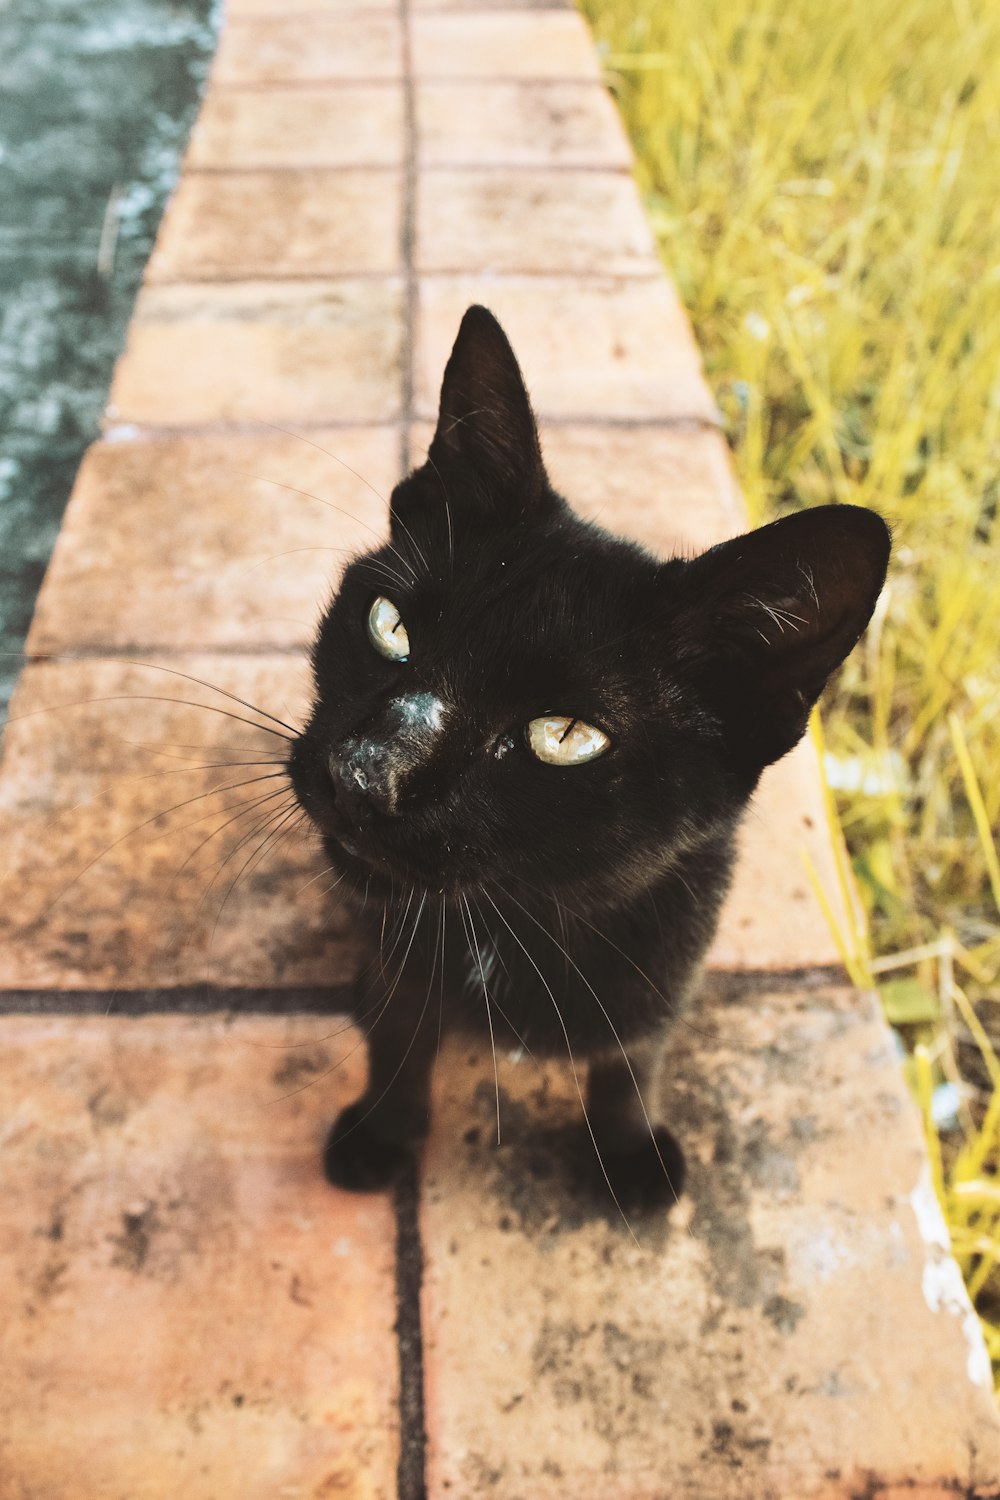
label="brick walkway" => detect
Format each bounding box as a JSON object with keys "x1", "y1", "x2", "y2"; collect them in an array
[{"x1": 2, "y1": 2, "x2": 999, "y2": 1496}]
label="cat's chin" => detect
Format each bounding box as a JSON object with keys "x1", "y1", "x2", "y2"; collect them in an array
[
  {"x1": 320, "y1": 829, "x2": 447, "y2": 905},
  {"x1": 322, "y1": 830, "x2": 394, "y2": 888}
]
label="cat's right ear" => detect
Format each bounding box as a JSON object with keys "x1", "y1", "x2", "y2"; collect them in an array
[
  {"x1": 672, "y1": 504, "x2": 890, "y2": 774},
  {"x1": 427, "y1": 305, "x2": 546, "y2": 501}
]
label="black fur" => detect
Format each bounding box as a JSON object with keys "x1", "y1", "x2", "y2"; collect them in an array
[{"x1": 288, "y1": 306, "x2": 890, "y2": 1209}]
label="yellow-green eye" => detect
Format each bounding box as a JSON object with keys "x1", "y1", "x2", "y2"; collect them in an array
[
  {"x1": 367, "y1": 596, "x2": 410, "y2": 661},
  {"x1": 527, "y1": 715, "x2": 611, "y2": 767}
]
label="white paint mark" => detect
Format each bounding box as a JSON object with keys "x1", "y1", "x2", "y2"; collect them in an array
[
  {"x1": 909, "y1": 1165, "x2": 992, "y2": 1388},
  {"x1": 394, "y1": 693, "x2": 446, "y2": 734}
]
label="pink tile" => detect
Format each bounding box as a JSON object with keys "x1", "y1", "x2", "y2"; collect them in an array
[
  {"x1": 0, "y1": 1015, "x2": 398, "y2": 1499},
  {"x1": 417, "y1": 81, "x2": 632, "y2": 168},
  {"x1": 106, "y1": 280, "x2": 404, "y2": 426},
  {"x1": 28, "y1": 428, "x2": 398, "y2": 654},
  {"x1": 186, "y1": 85, "x2": 404, "y2": 170},
  {"x1": 149, "y1": 169, "x2": 403, "y2": 280},
  {"x1": 412, "y1": 12, "x2": 601, "y2": 79},
  {"x1": 417, "y1": 169, "x2": 658, "y2": 275},
  {"x1": 213, "y1": 14, "x2": 402, "y2": 83},
  {"x1": 0, "y1": 657, "x2": 360, "y2": 992}
]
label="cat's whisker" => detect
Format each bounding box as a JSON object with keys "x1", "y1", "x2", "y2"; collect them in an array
[
  {"x1": 270, "y1": 884, "x2": 429, "y2": 1104},
  {"x1": 227, "y1": 466, "x2": 419, "y2": 588},
  {"x1": 244, "y1": 421, "x2": 392, "y2": 509},
  {"x1": 197, "y1": 792, "x2": 300, "y2": 904},
  {"x1": 167, "y1": 784, "x2": 297, "y2": 892},
  {"x1": 460, "y1": 892, "x2": 502, "y2": 1147},
  {"x1": 121, "y1": 739, "x2": 286, "y2": 765},
  {"x1": 122, "y1": 736, "x2": 284, "y2": 759},
  {"x1": 512, "y1": 872, "x2": 719, "y2": 1045},
  {"x1": 237, "y1": 545, "x2": 353, "y2": 582},
  {"x1": 375, "y1": 887, "x2": 424, "y2": 1012},
  {"x1": 469, "y1": 894, "x2": 537, "y2": 1064},
  {"x1": 193, "y1": 792, "x2": 300, "y2": 915},
  {"x1": 286, "y1": 859, "x2": 345, "y2": 900},
  {"x1": 6, "y1": 689, "x2": 297, "y2": 743},
  {"x1": 0, "y1": 750, "x2": 291, "y2": 899},
  {"x1": 357, "y1": 557, "x2": 414, "y2": 595},
  {"x1": 481, "y1": 889, "x2": 641, "y2": 1248},
  {"x1": 409, "y1": 444, "x2": 456, "y2": 582},
  {"x1": 320, "y1": 894, "x2": 439, "y2": 1143},
  {"x1": 495, "y1": 885, "x2": 690, "y2": 1229},
  {"x1": 22, "y1": 770, "x2": 292, "y2": 929},
  {"x1": 377, "y1": 886, "x2": 415, "y2": 983},
  {"x1": 4, "y1": 654, "x2": 305, "y2": 740},
  {"x1": 199, "y1": 799, "x2": 305, "y2": 988},
  {"x1": 98, "y1": 784, "x2": 297, "y2": 1021}
]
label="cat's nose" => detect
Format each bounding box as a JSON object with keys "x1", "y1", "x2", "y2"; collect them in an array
[{"x1": 328, "y1": 748, "x2": 401, "y2": 820}]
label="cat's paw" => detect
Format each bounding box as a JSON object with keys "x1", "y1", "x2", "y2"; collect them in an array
[
  {"x1": 323, "y1": 1102, "x2": 414, "y2": 1193},
  {"x1": 598, "y1": 1125, "x2": 687, "y2": 1216}
]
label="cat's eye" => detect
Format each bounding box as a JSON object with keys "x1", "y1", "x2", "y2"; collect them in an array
[
  {"x1": 527, "y1": 715, "x2": 611, "y2": 767},
  {"x1": 367, "y1": 596, "x2": 410, "y2": 661}
]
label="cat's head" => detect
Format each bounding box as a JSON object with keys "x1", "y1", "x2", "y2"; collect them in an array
[{"x1": 289, "y1": 306, "x2": 889, "y2": 911}]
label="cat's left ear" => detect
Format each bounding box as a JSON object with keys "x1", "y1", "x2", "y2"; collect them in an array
[
  {"x1": 675, "y1": 504, "x2": 890, "y2": 772},
  {"x1": 427, "y1": 305, "x2": 547, "y2": 501}
]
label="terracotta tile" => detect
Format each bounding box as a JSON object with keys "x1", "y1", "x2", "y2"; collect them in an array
[
  {"x1": 0, "y1": 657, "x2": 361, "y2": 992},
  {"x1": 411, "y1": 12, "x2": 601, "y2": 79},
  {"x1": 712, "y1": 736, "x2": 851, "y2": 970},
  {"x1": 417, "y1": 81, "x2": 632, "y2": 168},
  {"x1": 538, "y1": 422, "x2": 745, "y2": 552},
  {"x1": 417, "y1": 169, "x2": 657, "y2": 275},
  {"x1": 106, "y1": 279, "x2": 404, "y2": 426},
  {"x1": 0, "y1": 1014, "x2": 398, "y2": 1499},
  {"x1": 28, "y1": 429, "x2": 398, "y2": 655},
  {"x1": 415, "y1": 276, "x2": 718, "y2": 422},
  {"x1": 420, "y1": 988, "x2": 1000, "y2": 1497},
  {"x1": 185, "y1": 85, "x2": 404, "y2": 170},
  {"x1": 709, "y1": 720, "x2": 846, "y2": 978},
  {"x1": 213, "y1": 15, "x2": 403, "y2": 83},
  {"x1": 148, "y1": 170, "x2": 402, "y2": 281}
]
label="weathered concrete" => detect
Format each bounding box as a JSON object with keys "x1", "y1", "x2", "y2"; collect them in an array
[{"x1": 422, "y1": 985, "x2": 1000, "y2": 1497}]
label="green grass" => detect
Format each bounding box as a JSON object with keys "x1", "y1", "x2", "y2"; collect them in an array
[{"x1": 580, "y1": 0, "x2": 1000, "y2": 1376}]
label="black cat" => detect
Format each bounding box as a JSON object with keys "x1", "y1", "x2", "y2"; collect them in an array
[{"x1": 288, "y1": 305, "x2": 890, "y2": 1211}]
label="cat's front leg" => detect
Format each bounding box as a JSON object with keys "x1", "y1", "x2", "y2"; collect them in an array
[
  {"x1": 585, "y1": 1035, "x2": 686, "y2": 1214},
  {"x1": 324, "y1": 972, "x2": 439, "y2": 1193}
]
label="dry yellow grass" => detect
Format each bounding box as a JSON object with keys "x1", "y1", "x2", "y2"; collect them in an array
[{"x1": 580, "y1": 0, "x2": 1000, "y2": 1375}]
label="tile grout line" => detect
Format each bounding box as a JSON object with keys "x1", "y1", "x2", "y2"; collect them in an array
[
  {"x1": 148, "y1": 268, "x2": 664, "y2": 286},
  {"x1": 210, "y1": 75, "x2": 603, "y2": 91},
  {"x1": 99, "y1": 414, "x2": 723, "y2": 443},
  {"x1": 393, "y1": 15, "x2": 430, "y2": 1500},
  {"x1": 0, "y1": 969, "x2": 849, "y2": 1017},
  {"x1": 394, "y1": 1163, "x2": 429, "y2": 1500},
  {"x1": 183, "y1": 163, "x2": 632, "y2": 176}
]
